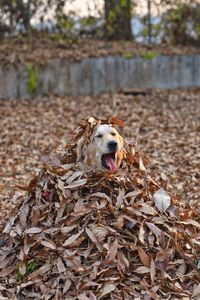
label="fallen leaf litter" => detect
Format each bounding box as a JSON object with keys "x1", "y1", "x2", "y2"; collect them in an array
[{"x1": 0, "y1": 115, "x2": 199, "y2": 300}]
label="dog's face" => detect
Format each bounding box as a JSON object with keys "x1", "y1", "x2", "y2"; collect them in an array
[{"x1": 77, "y1": 124, "x2": 124, "y2": 172}]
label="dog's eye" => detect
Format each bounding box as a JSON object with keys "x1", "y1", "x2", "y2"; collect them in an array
[
  {"x1": 111, "y1": 132, "x2": 116, "y2": 136},
  {"x1": 95, "y1": 134, "x2": 103, "y2": 138}
]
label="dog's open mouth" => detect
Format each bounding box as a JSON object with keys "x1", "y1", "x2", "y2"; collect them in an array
[{"x1": 101, "y1": 153, "x2": 117, "y2": 172}]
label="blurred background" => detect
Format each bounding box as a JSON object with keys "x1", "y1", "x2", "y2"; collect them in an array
[
  {"x1": 1, "y1": 0, "x2": 200, "y2": 45},
  {"x1": 0, "y1": 0, "x2": 200, "y2": 223}
]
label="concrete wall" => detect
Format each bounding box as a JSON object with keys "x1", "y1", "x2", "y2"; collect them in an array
[{"x1": 0, "y1": 55, "x2": 200, "y2": 99}]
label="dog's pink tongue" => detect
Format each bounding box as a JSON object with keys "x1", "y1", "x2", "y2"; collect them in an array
[{"x1": 104, "y1": 155, "x2": 117, "y2": 172}]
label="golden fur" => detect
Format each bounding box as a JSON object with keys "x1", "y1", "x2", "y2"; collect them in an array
[{"x1": 76, "y1": 124, "x2": 125, "y2": 172}]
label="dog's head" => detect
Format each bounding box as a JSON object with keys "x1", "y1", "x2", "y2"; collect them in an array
[{"x1": 76, "y1": 123, "x2": 125, "y2": 172}]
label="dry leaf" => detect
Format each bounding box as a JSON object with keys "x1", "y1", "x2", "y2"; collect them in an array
[
  {"x1": 56, "y1": 257, "x2": 66, "y2": 273},
  {"x1": 85, "y1": 228, "x2": 103, "y2": 252},
  {"x1": 139, "y1": 223, "x2": 145, "y2": 243},
  {"x1": 63, "y1": 230, "x2": 83, "y2": 247},
  {"x1": 139, "y1": 156, "x2": 146, "y2": 171},
  {"x1": 41, "y1": 240, "x2": 57, "y2": 250},
  {"x1": 153, "y1": 188, "x2": 171, "y2": 213},
  {"x1": 91, "y1": 225, "x2": 108, "y2": 242},
  {"x1": 150, "y1": 259, "x2": 156, "y2": 283},
  {"x1": 138, "y1": 247, "x2": 150, "y2": 267},
  {"x1": 139, "y1": 203, "x2": 157, "y2": 216},
  {"x1": 192, "y1": 284, "x2": 200, "y2": 298},
  {"x1": 25, "y1": 227, "x2": 42, "y2": 234},
  {"x1": 105, "y1": 239, "x2": 118, "y2": 263},
  {"x1": 146, "y1": 222, "x2": 162, "y2": 236},
  {"x1": 65, "y1": 178, "x2": 87, "y2": 189},
  {"x1": 134, "y1": 266, "x2": 150, "y2": 274},
  {"x1": 99, "y1": 282, "x2": 116, "y2": 299}
]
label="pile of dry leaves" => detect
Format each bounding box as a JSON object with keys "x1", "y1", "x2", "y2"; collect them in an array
[
  {"x1": 0, "y1": 117, "x2": 199, "y2": 300},
  {"x1": 1, "y1": 89, "x2": 200, "y2": 225}
]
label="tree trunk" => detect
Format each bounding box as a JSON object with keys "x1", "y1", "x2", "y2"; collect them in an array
[{"x1": 105, "y1": 0, "x2": 132, "y2": 40}]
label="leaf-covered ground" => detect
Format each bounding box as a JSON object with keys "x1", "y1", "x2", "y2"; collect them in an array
[
  {"x1": 1, "y1": 37, "x2": 200, "y2": 64},
  {"x1": 0, "y1": 89, "x2": 199, "y2": 225},
  {"x1": 0, "y1": 114, "x2": 200, "y2": 299},
  {"x1": 0, "y1": 90, "x2": 200, "y2": 299}
]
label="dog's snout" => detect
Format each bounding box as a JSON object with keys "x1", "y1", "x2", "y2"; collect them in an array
[{"x1": 108, "y1": 141, "x2": 118, "y2": 151}]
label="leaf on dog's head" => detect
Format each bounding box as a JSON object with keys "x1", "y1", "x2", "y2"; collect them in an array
[
  {"x1": 88, "y1": 117, "x2": 98, "y2": 127},
  {"x1": 108, "y1": 116, "x2": 124, "y2": 127}
]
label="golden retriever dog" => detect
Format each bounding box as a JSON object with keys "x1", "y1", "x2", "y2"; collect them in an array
[{"x1": 76, "y1": 123, "x2": 125, "y2": 172}]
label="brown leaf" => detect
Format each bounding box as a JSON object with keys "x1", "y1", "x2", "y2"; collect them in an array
[
  {"x1": 90, "y1": 192, "x2": 112, "y2": 203},
  {"x1": 138, "y1": 223, "x2": 145, "y2": 244},
  {"x1": 61, "y1": 225, "x2": 77, "y2": 234},
  {"x1": 91, "y1": 225, "x2": 108, "y2": 242},
  {"x1": 192, "y1": 284, "x2": 200, "y2": 298},
  {"x1": 15, "y1": 176, "x2": 38, "y2": 192},
  {"x1": 0, "y1": 265, "x2": 15, "y2": 277},
  {"x1": 65, "y1": 171, "x2": 84, "y2": 184},
  {"x1": 116, "y1": 189, "x2": 125, "y2": 208},
  {"x1": 139, "y1": 156, "x2": 146, "y2": 171},
  {"x1": 109, "y1": 116, "x2": 124, "y2": 127},
  {"x1": 78, "y1": 292, "x2": 97, "y2": 300},
  {"x1": 18, "y1": 262, "x2": 26, "y2": 275},
  {"x1": 178, "y1": 219, "x2": 200, "y2": 228},
  {"x1": 25, "y1": 227, "x2": 42, "y2": 234},
  {"x1": 117, "y1": 251, "x2": 129, "y2": 272},
  {"x1": 105, "y1": 239, "x2": 118, "y2": 263},
  {"x1": 63, "y1": 230, "x2": 83, "y2": 247},
  {"x1": 65, "y1": 178, "x2": 87, "y2": 189},
  {"x1": 139, "y1": 203, "x2": 157, "y2": 216},
  {"x1": 55, "y1": 195, "x2": 66, "y2": 222},
  {"x1": 41, "y1": 154, "x2": 61, "y2": 168},
  {"x1": 0, "y1": 184, "x2": 6, "y2": 192},
  {"x1": 19, "y1": 203, "x2": 29, "y2": 228},
  {"x1": 0, "y1": 254, "x2": 15, "y2": 269},
  {"x1": 63, "y1": 278, "x2": 72, "y2": 294},
  {"x1": 99, "y1": 282, "x2": 116, "y2": 299},
  {"x1": 150, "y1": 259, "x2": 156, "y2": 283},
  {"x1": 146, "y1": 222, "x2": 162, "y2": 236},
  {"x1": 85, "y1": 228, "x2": 103, "y2": 252},
  {"x1": 134, "y1": 266, "x2": 150, "y2": 274},
  {"x1": 28, "y1": 264, "x2": 51, "y2": 280},
  {"x1": 138, "y1": 247, "x2": 150, "y2": 267},
  {"x1": 41, "y1": 240, "x2": 57, "y2": 250},
  {"x1": 56, "y1": 257, "x2": 66, "y2": 273}
]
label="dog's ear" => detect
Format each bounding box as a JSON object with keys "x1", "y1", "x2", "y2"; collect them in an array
[
  {"x1": 118, "y1": 134, "x2": 124, "y2": 148},
  {"x1": 116, "y1": 134, "x2": 126, "y2": 167},
  {"x1": 76, "y1": 137, "x2": 85, "y2": 162}
]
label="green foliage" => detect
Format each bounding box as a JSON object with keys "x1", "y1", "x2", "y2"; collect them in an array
[
  {"x1": 107, "y1": 10, "x2": 115, "y2": 35},
  {"x1": 79, "y1": 16, "x2": 98, "y2": 28},
  {"x1": 141, "y1": 23, "x2": 162, "y2": 40},
  {"x1": 141, "y1": 50, "x2": 159, "y2": 61},
  {"x1": 163, "y1": 3, "x2": 200, "y2": 45},
  {"x1": 105, "y1": 0, "x2": 132, "y2": 40},
  {"x1": 140, "y1": 14, "x2": 162, "y2": 43},
  {"x1": 123, "y1": 52, "x2": 135, "y2": 59},
  {"x1": 16, "y1": 271, "x2": 24, "y2": 282},
  {"x1": 194, "y1": 24, "x2": 200, "y2": 36},
  {"x1": 78, "y1": 16, "x2": 103, "y2": 38},
  {"x1": 16, "y1": 260, "x2": 39, "y2": 281},
  {"x1": 26, "y1": 63, "x2": 37, "y2": 95},
  {"x1": 122, "y1": 50, "x2": 159, "y2": 60},
  {"x1": 121, "y1": 0, "x2": 127, "y2": 8},
  {"x1": 54, "y1": 11, "x2": 78, "y2": 47}
]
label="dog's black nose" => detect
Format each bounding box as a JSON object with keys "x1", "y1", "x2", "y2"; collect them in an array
[{"x1": 108, "y1": 141, "x2": 117, "y2": 151}]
